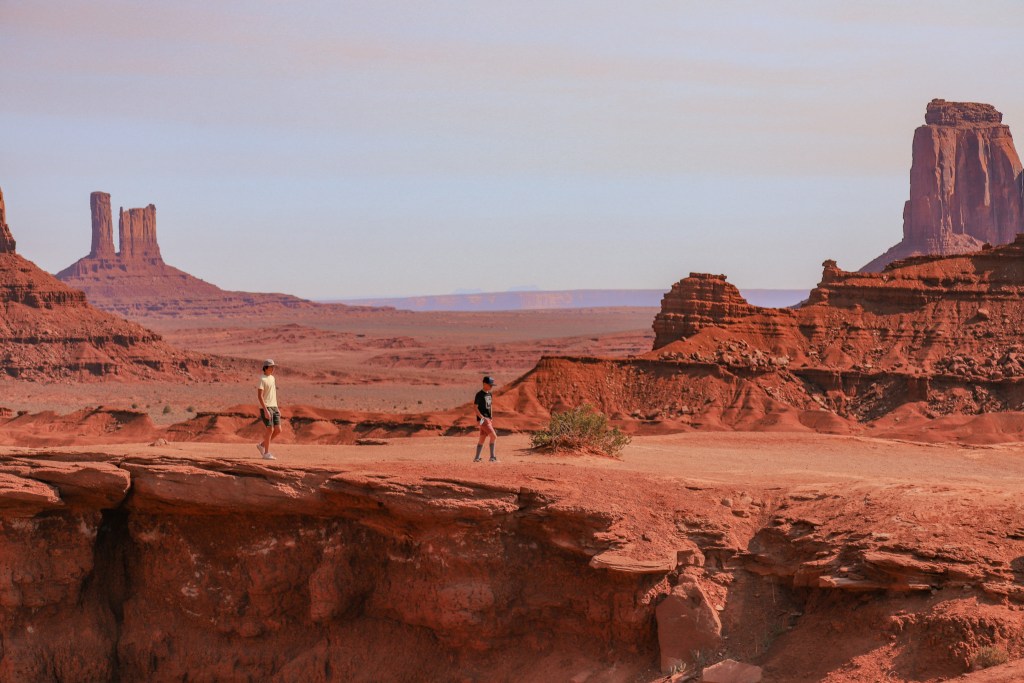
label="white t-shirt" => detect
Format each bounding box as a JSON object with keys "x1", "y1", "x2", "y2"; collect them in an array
[{"x1": 258, "y1": 374, "x2": 278, "y2": 408}]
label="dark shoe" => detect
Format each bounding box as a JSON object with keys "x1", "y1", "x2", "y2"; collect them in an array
[{"x1": 489, "y1": 457, "x2": 498, "y2": 462}]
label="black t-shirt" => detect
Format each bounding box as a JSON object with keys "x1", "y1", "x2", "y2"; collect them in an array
[{"x1": 474, "y1": 389, "x2": 492, "y2": 419}]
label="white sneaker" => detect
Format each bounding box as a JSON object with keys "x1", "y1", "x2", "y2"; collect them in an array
[
  {"x1": 262, "y1": 452, "x2": 276, "y2": 460},
  {"x1": 256, "y1": 443, "x2": 265, "y2": 456}
]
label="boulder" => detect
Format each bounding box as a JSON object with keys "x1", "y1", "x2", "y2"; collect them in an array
[
  {"x1": 655, "y1": 580, "x2": 722, "y2": 673},
  {"x1": 702, "y1": 658, "x2": 762, "y2": 683}
]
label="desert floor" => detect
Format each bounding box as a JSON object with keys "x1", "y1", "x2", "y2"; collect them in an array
[
  {"x1": 1, "y1": 306, "x2": 655, "y2": 421},
  {"x1": 30, "y1": 430, "x2": 1024, "y2": 489}
]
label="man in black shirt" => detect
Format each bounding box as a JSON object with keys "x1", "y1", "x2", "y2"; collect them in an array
[{"x1": 474, "y1": 376, "x2": 497, "y2": 462}]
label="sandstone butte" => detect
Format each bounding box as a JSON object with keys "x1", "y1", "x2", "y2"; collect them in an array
[
  {"x1": 0, "y1": 186, "x2": 227, "y2": 382},
  {"x1": 56, "y1": 192, "x2": 346, "y2": 319},
  {"x1": 862, "y1": 99, "x2": 1024, "y2": 272}
]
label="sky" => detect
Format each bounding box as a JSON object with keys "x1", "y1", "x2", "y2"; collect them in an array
[{"x1": 1, "y1": 1, "x2": 1023, "y2": 299}]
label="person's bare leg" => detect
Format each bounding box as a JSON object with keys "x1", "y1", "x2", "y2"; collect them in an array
[{"x1": 485, "y1": 423, "x2": 498, "y2": 461}]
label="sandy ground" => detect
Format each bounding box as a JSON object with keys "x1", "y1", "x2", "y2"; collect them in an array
[
  {"x1": 0, "y1": 306, "x2": 654, "y2": 419},
  {"x1": 25, "y1": 431, "x2": 1024, "y2": 491}
]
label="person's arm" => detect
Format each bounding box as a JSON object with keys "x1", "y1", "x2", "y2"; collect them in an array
[{"x1": 258, "y1": 386, "x2": 268, "y2": 416}]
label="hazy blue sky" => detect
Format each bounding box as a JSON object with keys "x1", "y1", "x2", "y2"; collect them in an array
[{"x1": 2, "y1": 1, "x2": 1022, "y2": 298}]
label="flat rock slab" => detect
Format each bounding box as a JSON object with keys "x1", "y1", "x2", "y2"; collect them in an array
[{"x1": 702, "y1": 658, "x2": 762, "y2": 683}]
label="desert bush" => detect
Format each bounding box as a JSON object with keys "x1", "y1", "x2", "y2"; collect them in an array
[
  {"x1": 162, "y1": 405, "x2": 172, "y2": 415},
  {"x1": 530, "y1": 404, "x2": 630, "y2": 457},
  {"x1": 973, "y1": 645, "x2": 1009, "y2": 670}
]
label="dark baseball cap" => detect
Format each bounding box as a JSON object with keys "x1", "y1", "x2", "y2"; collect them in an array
[{"x1": 483, "y1": 376, "x2": 496, "y2": 385}]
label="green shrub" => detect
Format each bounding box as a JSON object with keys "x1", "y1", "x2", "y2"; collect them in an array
[
  {"x1": 530, "y1": 404, "x2": 631, "y2": 457},
  {"x1": 973, "y1": 645, "x2": 1009, "y2": 670}
]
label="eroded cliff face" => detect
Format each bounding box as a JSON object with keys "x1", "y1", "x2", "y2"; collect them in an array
[
  {"x1": 3, "y1": 453, "x2": 1024, "y2": 681},
  {"x1": 652, "y1": 273, "x2": 761, "y2": 350},
  {"x1": 499, "y1": 236, "x2": 1024, "y2": 436},
  {"x1": 863, "y1": 99, "x2": 1024, "y2": 271}
]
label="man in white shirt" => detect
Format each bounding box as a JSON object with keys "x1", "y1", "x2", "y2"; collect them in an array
[{"x1": 256, "y1": 359, "x2": 281, "y2": 460}]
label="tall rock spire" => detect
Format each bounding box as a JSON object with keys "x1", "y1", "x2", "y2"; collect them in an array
[
  {"x1": 0, "y1": 186, "x2": 17, "y2": 253},
  {"x1": 864, "y1": 100, "x2": 1024, "y2": 272},
  {"x1": 117, "y1": 204, "x2": 162, "y2": 262},
  {"x1": 862, "y1": 99, "x2": 1024, "y2": 271},
  {"x1": 88, "y1": 192, "x2": 115, "y2": 258}
]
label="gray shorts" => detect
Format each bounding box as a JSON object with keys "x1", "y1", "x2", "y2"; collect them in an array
[{"x1": 261, "y1": 406, "x2": 281, "y2": 427}]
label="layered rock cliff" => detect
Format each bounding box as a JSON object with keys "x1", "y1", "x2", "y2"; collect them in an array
[
  {"x1": 652, "y1": 273, "x2": 763, "y2": 349},
  {"x1": 863, "y1": 99, "x2": 1024, "y2": 271},
  {"x1": 0, "y1": 186, "x2": 225, "y2": 381},
  {"x1": 57, "y1": 192, "x2": 327, "y2": 319},
  {"x1": 499, "y1": 236, "x2": 1024, "y2": 434},
  {"x1": 3, "y1": 450, "x2": 1024, "y2": 681}
]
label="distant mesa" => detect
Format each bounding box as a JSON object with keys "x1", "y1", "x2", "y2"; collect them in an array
[
  {"x1": 862, "y1": 98, "x2": 1024, "y2": 271},
  {"x1": 57, "y1": 192, "x2": 340, "y2": 319},
  {"x1": 339, "y1": 288, "x2": 808, "y2": 312},
  {"x1": 0, "y1": 186, "x2": 223, "y2": 380}
]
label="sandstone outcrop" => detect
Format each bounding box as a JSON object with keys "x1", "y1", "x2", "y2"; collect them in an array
[
  {"x1": 3, "y1": 449, "x2": 1024, "y2": 680},
  {"x1": 118, "y1": 203, "x2": 160, "y2": 261},
  {"x1": 57, "y1": 192, "x2": 336, "y2": 319},
  {"x1": 0, "y1": 186, "x2": 225, "y2": 381},
  {"x1": 653, "y1": 273, "x2": 763, "y2": 349},
  {"x1": 0, "y1": 187, "x2": 16, "y2": 253},
  {"x1": 496, "y1": 236, "x2": 1024, "y2": 437},
  {"x1": 88, "y1": 191, "x2": 115, "y2": 259},
  {"x1": 863, "y1": 99, "x2": 1024, "y2": 271}
]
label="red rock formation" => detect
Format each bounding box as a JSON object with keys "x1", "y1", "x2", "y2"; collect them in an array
[
  {"x1": 863, "y1": 99, "x2": 1024, "y2": 271},
  {"x1": 500, "y1": 236, "x2": 1024, "y2": 432},
  {"x1": 3, "y1": 450, "x2": 1024, "y2": 680},
  {"x1": 653, "y1": 273, "x2": 763, "y2": 349},
  {"x1": 0, "y1": 186, "x2": 16, "y2": 253},
  {"x1": 118, "y1": 204, "x2": 161, "y2": 262},
  {"x1": 88, "y1": 191, "x2": 115, "y2": 259},
  {"x1": 0, "y1": 186, "x2": 226, "y2": 381},
  {"x1": 57, "y1": 192, "x2": 327, "y2": 318}
]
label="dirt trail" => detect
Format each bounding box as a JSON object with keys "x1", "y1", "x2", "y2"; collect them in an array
[{"x1": 36, "y1": 431, "x2": 1023, "y2": 491}]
